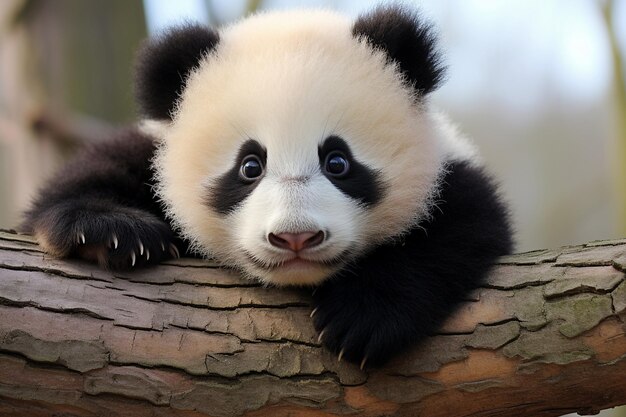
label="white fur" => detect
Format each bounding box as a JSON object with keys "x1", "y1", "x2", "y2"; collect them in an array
[
  {"x1": 138, "y1": 119, "x2": 171, "y2": 142},
  {"x1": 431, "y1": 112, "x2": 481, "y2": 166},
  {"x1": 153, "y1": 10, "x2": 477, "y2": 286}
]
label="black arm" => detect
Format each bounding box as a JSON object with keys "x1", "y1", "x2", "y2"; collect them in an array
[
  {"x1": 312, "y1": 161, "x2": 513, "y2": 367},
  {"x1": 21, "y1": 128, "x2": 182, "y2": 269}
]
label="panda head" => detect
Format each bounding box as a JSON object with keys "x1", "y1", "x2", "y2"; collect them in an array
[{"x1": 137, "y1": 6, "x2": 446, "y2": 286}]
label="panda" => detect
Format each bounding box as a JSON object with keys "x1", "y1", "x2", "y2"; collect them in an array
[{"x1": 22, "y1": 5, "x2": 513, "y2": 367}]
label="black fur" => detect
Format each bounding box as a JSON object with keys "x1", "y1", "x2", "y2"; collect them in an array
[
  {"x1": 318, "y1": 136, "x2": 384, "y2": 206},
  {"x1": 312, "y1": 160, "x2": 513, "y2": 366},
  {"x1": 134, "y1": 24, "x2": 220, "y2": 120},
  {"x1": 21, "y1": 129, "x2": 189, "y2": 269},
  {"x1": 352, "y1": 5, "x2": 446, "y2": 96},
  {"x1": 207, "y1": 140, "x2": 267, "y2": 215}
]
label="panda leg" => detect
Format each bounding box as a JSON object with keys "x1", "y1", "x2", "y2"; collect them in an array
[
  {"x1": 312, "y1": 161, "x2": 513, "y2": 366},
  {"x1": 21, "y1": 128, "x2": 183, "y2": 269}
]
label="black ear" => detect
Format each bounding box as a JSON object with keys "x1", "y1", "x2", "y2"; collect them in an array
[
  {"x1": 134, "y1": 24, "x2": 220, "y2": 120},
  {"x1": 352, "y1": 5, "x2": 445, "y2": 96}
]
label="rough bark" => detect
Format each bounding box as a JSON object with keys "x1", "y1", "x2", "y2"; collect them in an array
[{"x1": 0, "y1": 230, "x2": 625, "y2": 417}]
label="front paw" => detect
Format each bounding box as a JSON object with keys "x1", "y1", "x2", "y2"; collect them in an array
[
  {"x1": 311, "y1": 285, "x2": 409, "y2": 368},
  {"x1": 29, "y1": 201, "x2": 178, "y2": 269}
]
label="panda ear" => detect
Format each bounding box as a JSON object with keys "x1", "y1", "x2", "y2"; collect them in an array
[
  {"x1": 352, "y1": 5, "x2": 446, "y2": 96},
  {"x1": 134, "y1": 24, "x2": 220, "y2": 120}
]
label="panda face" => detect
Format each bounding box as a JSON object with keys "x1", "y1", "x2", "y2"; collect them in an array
[
  {"x1": 217, "y1": 136, "x2": 376, "y2": 285},
  {"x1": 153, "y1": 10, "x2": 443, "y2": 286}
]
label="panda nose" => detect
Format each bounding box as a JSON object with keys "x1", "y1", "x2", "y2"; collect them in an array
[{"x1": 267, "y1": 231, "x2": 325, "y2": 252}]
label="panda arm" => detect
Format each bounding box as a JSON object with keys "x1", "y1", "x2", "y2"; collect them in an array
[
  {"x1": 312, "y1": 160, "x2": 513, "y2": 366},
  {"x1": 21, "y1": 128, "x2": 180, "y2": 269}
]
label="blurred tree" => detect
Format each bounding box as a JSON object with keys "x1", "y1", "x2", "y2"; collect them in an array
[
  {"x1": 13, "y1": 0, "x2": 147, "y2": 123},
  {"x1": 601, "y1": 0, "x2": 626, "y2": 236},
  {"x1": 0, "y1": 0, "x2": 147, "y2": 227},
  {"x1": 245, "y1": 0, "x2": 263, "y2": 15}
]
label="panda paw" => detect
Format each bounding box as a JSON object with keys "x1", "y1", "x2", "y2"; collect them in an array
[
  {"x1": 27, "y1": 201, "x2": 177, "y2": 270},
  {"x1": 311, "y1": 283, "x2": 412, "y2": 369}
]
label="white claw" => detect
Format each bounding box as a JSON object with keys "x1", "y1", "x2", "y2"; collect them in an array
[
  {"x1": 317, "y1": 330, "x2": 325, "y2": 343},
  {"x1": 131, "y1": 251, "x2": 136, "y2": 267},
  {"x1": 160, "y1": 241, "x2": 165, "y2": 251},
  {"x1": 338, "y1": 348, "x2": 345, "y2": 363},
  {"x1": 146, "y1": 249, "x2": 150, "y2": 261},
  {"x1": 360, "y1": 357, "x2": 368, "y2": 370},
  {"x1": 112, "y1": 234, "x2": 118, "y2": 250},
  {"x1": 310, "y1": 307, "x2": 318, "y2": 318},
  {"x1": 169, "y1": 243, "x2": 180, "y2": 259},
  {"x1": 79, "y1": 233, "x2": 85, "y2": 244},
  {"x1": 138, "y1": 241, "x2": 144, "y2": 256}
]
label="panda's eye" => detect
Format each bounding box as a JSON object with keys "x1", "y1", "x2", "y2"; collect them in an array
[
  {"x1": 325, "y1": 152, "x2": 350, "y2": 177},
  {"x1": 240, "y1": 155, "x2": 263, "y2": 181}
]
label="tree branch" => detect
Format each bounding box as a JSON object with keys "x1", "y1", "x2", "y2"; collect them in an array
[{"x1": 0, "y1": 229, "x2": 625, "y2": 416}]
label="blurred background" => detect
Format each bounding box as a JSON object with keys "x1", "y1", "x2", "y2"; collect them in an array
[{"x1": 0, "y1": 0, "x2": 624, "y2": 414}]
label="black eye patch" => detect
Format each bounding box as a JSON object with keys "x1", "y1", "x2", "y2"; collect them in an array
[
  {"x1": 318, "y1": 136, "x2": 384, "y2": 206},
  {"x1": 206, "y1": 139, "x2": 267, "y2": 214}
]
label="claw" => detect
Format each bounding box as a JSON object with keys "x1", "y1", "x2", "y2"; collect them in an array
[
  {"x1": 338, "y1": 348, "x2": 345, "y2": 363},
  {"x1": 146, "y1": 249, "x2": 150, "y2": 261},
  {"x1": 131, "y1": 251, "x2": 136, "y2": 267},
  {"x1": 79, "y1": 232, "x2": 85, "y2": 244},
  {"x1": 112, "y1": 234, "x2": 118, "y2": 250},
  {"x1": 310, "y1": 307, "x2": 318, "y2": 318},
  {"x1": 160, "y1": 241, "x2": 165, "y2": 251},
  {"x1": 360, "y1": 356, "x2": 368, "y2": 370},
  {"x1": 312, "y1": 288, "x2": 318, "y2": 296},
  {"x1": 169, "y1": 243, "x2": 180, "y2": 259},
  {"x1": 138, "y1": 241, "x2": 144, "y2": 256},
  {"x1": 317, "y1": 329, "x2": 325, "y2": 343}
]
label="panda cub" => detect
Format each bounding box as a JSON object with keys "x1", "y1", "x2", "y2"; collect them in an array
[{"x1": 22, "y1": 5, "x2": 513, "y2": 367}]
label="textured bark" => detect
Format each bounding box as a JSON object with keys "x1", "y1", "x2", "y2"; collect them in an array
[{"x1": 0, "y1": 230, "x2": 625, "y2": 417}]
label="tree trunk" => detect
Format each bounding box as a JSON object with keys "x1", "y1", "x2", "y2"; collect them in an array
[{"x1": 0, "y1": 230, "x2": 625, "y2": 417}]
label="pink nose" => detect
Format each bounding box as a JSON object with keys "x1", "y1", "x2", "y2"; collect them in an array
[{"x1": 268, "y1": 231, "x2": 325, "y2": 252}]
